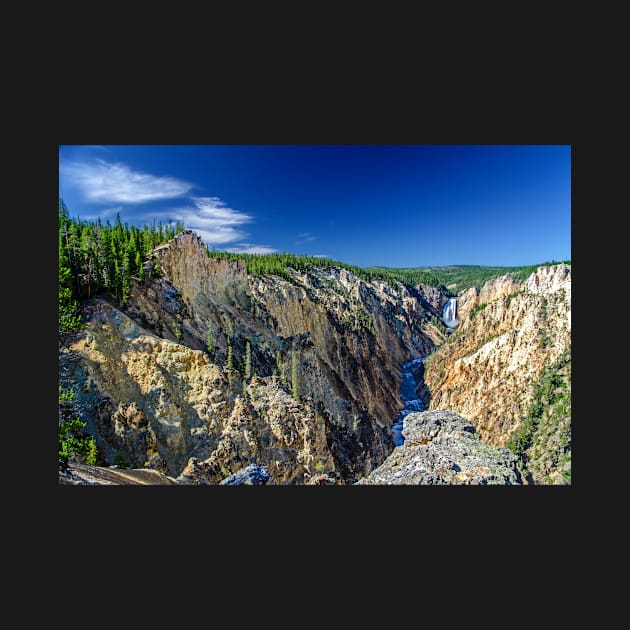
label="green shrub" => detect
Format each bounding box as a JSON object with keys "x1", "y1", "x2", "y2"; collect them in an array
[
  {"x1": 59, "y1": 419, "x2": 99, "y2": 467},
  {"x1": 113, "y1": 450, "x2": 132, "y2": 469},
  {"x1": 291, "y1": 352, "x2": 300, "y2": 402},
  {"x1": 171, "y1": 321, "x2": 183, "y2": 340},
  {"x1": 58, "y1": 386, "x2": 76, "y2": 403},
  {"x1": 469, "y1": 302, "x2": 488, "y2": 320},
  {"x1": 85, "y1": 438, "x2": 99, "y2": 465},
  {"x1": 207, "y1": 324, "x2": 215, "y2": 357}
]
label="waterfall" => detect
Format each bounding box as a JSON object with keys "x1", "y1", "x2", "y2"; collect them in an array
[{"x1": 442, "y1": 298, "x2": 459, "y2": 328}]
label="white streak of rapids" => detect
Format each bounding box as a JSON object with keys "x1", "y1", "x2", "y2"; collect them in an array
[{"x1": 391, "y1": 357, "x2": 425, "y2": 446}]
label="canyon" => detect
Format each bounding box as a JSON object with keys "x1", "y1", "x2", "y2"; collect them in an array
[{"x1": 59, "y1": 231, "x2": 571, "y2": 485}]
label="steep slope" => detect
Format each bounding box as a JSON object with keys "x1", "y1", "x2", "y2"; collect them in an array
[
  {"x1": 141, "y1": 232, "x2": 444, "y2": 423},
  {"x1": 506, "y1": 351, "x2": 571, "y2": 484},
  {"x1": 59, "y1": 232, "x2": 445, "y2": 483},
  {"x1": 60, "y1": 299, "x2": 349, "y2": 483},
  {"x1": 422, "y1": 264, "x2": 571, "y2": 477}
]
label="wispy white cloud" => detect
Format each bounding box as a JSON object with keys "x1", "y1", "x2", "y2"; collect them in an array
[
  {"x1": 165, "y1": 197, "x2": 255, "y2": 245},
  {"x1": 312, "y1": 254, "x2": 330, "y2": 258},
  {"x1": 296, "y1": 232, "x2": 317, "y2": 244},
  {"x1": 59, "y1": 157, "x2": 276, "y2": 250},
  {"x1": 60, "y1": 158, "x2": 193, "y2": 203},
  {"x1": 224, "y1": 243, "x2": 278, "y2": 254}
]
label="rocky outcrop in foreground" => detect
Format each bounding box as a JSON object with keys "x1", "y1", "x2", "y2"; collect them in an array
[
  {"x1": 356, "y1": 410, "x2": 522, "y2": 485},
  {"x1": 60, "y1": 412, "x2": 522, "y2": 485},
  {"x1": 220, "y1": 464, "x2": 270, "y2": 485},
  {"x1": 59, "y1": 463, "x2": 178, "y2": 485},
  {"x1": 59, "y1": 462, "x2": 272, "y2": 485}
]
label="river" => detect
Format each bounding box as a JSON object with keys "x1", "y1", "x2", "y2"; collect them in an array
[
  {"x1": 391, "y1": 357, "x2": 426, "y2": 446},
  {"x1": 391, "y1": 299, "x2": 458, "y2": 445}
]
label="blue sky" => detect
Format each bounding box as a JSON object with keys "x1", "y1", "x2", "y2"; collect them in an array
[{"x1": 58, "y1": 145, "x2": 571, "y2": 267}]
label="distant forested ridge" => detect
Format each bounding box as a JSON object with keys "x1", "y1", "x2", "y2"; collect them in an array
[
  {"x1": 59, "y1": 201, "x2": 569, "y2": 331},
  {"x1": 367, "y1": 262, "x2": 571, "y2": 294},
  {"x1": 58, "y1": 200, "x2": 184, "y2": 330},
  {"x1": 206, "y1": 249, "x2": 449, "y2": 293}
]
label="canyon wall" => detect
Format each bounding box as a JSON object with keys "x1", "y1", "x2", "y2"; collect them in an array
[
  {"x1": 423, "y1": 264, "x2": 571, "y2": 449},
  {"x1": 59, "y1": 232, "x2": 445, "y2": 483}
]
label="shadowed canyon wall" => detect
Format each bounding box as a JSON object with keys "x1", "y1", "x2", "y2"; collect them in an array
[{"x1": 59, "y1": 232, "x2": 445, "y2": 483}]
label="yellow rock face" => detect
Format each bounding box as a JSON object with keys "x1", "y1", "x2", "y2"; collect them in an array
[{"x1": 424, "y1": 265, "x2": 571, "y2": 446}]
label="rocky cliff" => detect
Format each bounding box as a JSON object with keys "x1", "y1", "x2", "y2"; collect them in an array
[
  {"x1": 356, "y1": 410, "x2": 522, "y2": 485},
  {"x1": 422, "y1": 264, "x2": 571, "y2": 460},
  {"x1": 58, "y1": 231, "x2": 571, "y2": 485},
  {"x1": 59, "y1": 232, "x2": 446, "y2": 484}
]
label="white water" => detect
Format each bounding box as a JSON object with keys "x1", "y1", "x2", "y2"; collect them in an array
[
  {"x1": 443, "y1": 298, "x2": 459, "y2": 328},
  {"x1": 391, "y1": 357, "x2": 425, "y2": 446}
]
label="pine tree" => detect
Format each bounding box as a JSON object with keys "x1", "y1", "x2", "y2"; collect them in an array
[
  {"x1": 121, "y1": 250, "x2": 131, "y2": 306},
  {"x1": 291, "y1": 352, "x2": 300, "y2": 402},
  {"x1": 227, "y1": 337, "x2": 234, "y2": 386},
  {"x1": 86, "y1": 438, "x2": 99, "y2": 465},
  {"x1": 58, "y1": 210, "x2": 82, "y2": 331},
  {"x1": 99, "y1": 226, "x2": 112, "y2": 290},
  {"x1": 58, "y1": 265, "x2": 82, "y2": 331},
  {"x1": 80, "y1": 225, "x2": 96, "y2": 298},
  {"x1": 135, "y1": 250, "x2": 144, "y2": 281},
  {"x1": 58, "y1": 199, "x2": 185, "y2": 308},
  {"x1": 244, "y1": 340, "x2": 252, "y2": 381},
  {"x1": 113, "y1": 256, "x2": 120, "y2": 300},
  {"x1": 276, "y1": 351, "x2": 287, "y2": 385},
  {"x1": 206, "y1": 324, "x2": 215, "y2": 357}
]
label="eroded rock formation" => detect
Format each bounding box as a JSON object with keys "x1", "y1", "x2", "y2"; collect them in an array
[
  {"x1": 356, "y1": 410, "x2": 522, "y2": 485},
  {"x1": 58, "y1": 232, "x2": 571, "y2": 485},
  {"x1": 423, "y1": 264, "x2": 571, "y2": 448},
  {"x1": 59, "y1": 232, "x2": 445, "y2": 484}
]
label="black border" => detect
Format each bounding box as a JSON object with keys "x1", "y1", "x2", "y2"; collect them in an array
[{"x1": 43, "y1": 79, "x2": 583, "y2": 568}]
